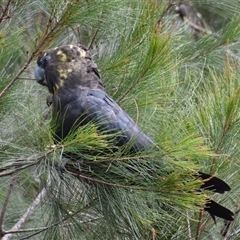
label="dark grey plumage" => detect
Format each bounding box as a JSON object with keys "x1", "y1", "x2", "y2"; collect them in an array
[
  {"x1": 35, "y1": 44, "x2": 154, "y2": 151},
  {"x1": 35, "y1": 44, "x2": 233, "y2": 222}
]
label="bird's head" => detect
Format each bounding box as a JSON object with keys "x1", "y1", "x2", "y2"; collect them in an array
[{"x1": 35, "y1": 44, "x2": 94, "y2": 94}]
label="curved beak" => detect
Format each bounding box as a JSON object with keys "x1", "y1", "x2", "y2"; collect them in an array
[{"x1": 35, "y1": 66, "x2": 48, "y2": 86}]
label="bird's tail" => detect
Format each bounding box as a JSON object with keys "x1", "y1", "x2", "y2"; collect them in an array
[
  {"x1": 198, "y1": 172, "x2": 230, "y2": 193},
  {"x1": 198, "y1": 172, "x2": 234, "y2": 222},
  {"x1": 204, "y1": 200, "x2": 234, "y2": 223}
]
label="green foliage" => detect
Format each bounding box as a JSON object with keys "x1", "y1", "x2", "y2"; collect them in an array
[{"x1": 1, "y1": 0, "x2": 240, "y2": 239}]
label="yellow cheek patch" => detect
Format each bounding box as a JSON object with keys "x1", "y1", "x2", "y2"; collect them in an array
[
  {"x1": 57, "y1": 50, "x2": 67, "y2": 62},
  {"x1": 53, "y1": 68, "x2": 73, "y2": 93},
  {"x1": 57, "y1": 67, "x2": 73, "y2": 88},
  {"x1": 58, "y1": 68, "x2": 70, "y2": 79}
]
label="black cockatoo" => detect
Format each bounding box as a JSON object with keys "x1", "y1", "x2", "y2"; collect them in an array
[{"x1": 35, "y1": 44, "x2": 234, "y2": 222}]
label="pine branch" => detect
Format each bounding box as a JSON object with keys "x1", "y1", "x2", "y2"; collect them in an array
[
  {"x1": 186, "y1": 211, "x2": 193, "y2": 240},
  {"x1": 2, "y1": 179, "x2": 51, "y2": 240},
  {"x1": 0, "y1": 0, "x2": 11, "y2": 25},
  {"x1": 0, "y1": 2, "x2": 82, "y2": 99},
  {"x1": 0, "y1": 174, "x2": 18, "y2": 238},
  {"x1": 195, "y1": 210, "x2": 204, "y2": 240},
  {"x1": 156, "y1": 0, "x2": 174, "y2": 26},
  {"x1": 0, "y1": 57, "x2": 33, "y2": 99},
  {"x1": 0, "y1": 153, "x2": 52, "y2": 178},
  {"x1": 66, "y1": 169, "x2": 154, "y2": 191},
  {"x1": 9, "y1": 199, "x2": 102, "y2": 239},
  {"x1": 222, "y1": 204, "x2": 240, "y2": 239}
]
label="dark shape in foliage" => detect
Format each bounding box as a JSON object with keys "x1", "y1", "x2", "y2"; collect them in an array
[
  {"x1": 175, "y1": 3, "x2": 210, "y2": 37},
  {"x1": 35, "y1": 44, "x2": 234, "y2": 222}
]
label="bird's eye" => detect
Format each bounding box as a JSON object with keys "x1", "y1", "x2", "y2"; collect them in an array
[
  {"x1": 42, "y1": 55, "x2": 51, "y2": 67},
  {"x1": 37, "y1": 55, "x2": 51, "y2": 68}
]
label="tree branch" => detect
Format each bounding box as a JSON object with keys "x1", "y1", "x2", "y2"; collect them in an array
[
  {"x1": 156, "y1": 0, "x2": 174, "y2": 26},
  {"x1": 222, "y1": 204, "x2": 240, "y2": 239},
  {"x1": 186, "y1": 211, "x2": 193, "y2": 240},
  {"x1": 2, "y1": 179, "x2": 51, "y2": 240},
  {"x1": 0, "y1": 0, "x2": 11, "y2": 25},
  {"x1": 0, "y1": 174, "x2": 18, "y2": 238},
  {"x1": 6, "y1": 199, "x2": 102, "y2": 239},
  {"x1": 0, "y1": 60, "x2": 31, "y2": 99}
]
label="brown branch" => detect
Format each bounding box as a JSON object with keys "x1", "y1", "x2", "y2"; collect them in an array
[
  {"x1": 0, "y1": 163, "x2": 37, "y2": 178},
  {"x1": 222, "y1": 204, "x2": 240, "y2": 239},
  {"x1": 0, "y1": 56, "x2": 34, "y2": 99},
  {"x1": 2, "y1": 179, "x2": 51, "y2": 240},
  {"x1": 18, "y1": 216, "x2": 102, "y2": 240},
  {"x1": 0, "y1": 21, "x2": 56, "y2": 100},
  {"x1": 228, "y1": 224, "x2": 240, "y2": 240},
  {"x1": 66, "y1": 169, "x2": 163, "y2": 192},
  {"x1": 0, "y1": 0, "x2": 11, "y2": 25},
  {"x1": 87, "y1": 28, "x2": 99, "y2": 50},
  {"x1": 0, "y1": 154, "x2": 51, "y2": 178},
  {"x1": 12, "y1": 199, "x2": 101, "y2": 239},
  {"x1": 0, "y1": 4, "x2": 72, "y2": 100},
  {"x1": 195, "y1": 210, "x2": 203, "y2": 240},
  {"x1": 0, "y1": 174, "x2": 18, "y2": 238},
  {"x1": 151, "y1": 228, "x2": 156, "y2": 240},
  {"x1": 186, "y1": 211, "x2": 193, "y2": 240},
  {"x1": 156, "y1": 0, "x2": 174, "y2": 26},
  {"x1": 5, "y1": 215, "x2": 101, "y2": 235}
]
